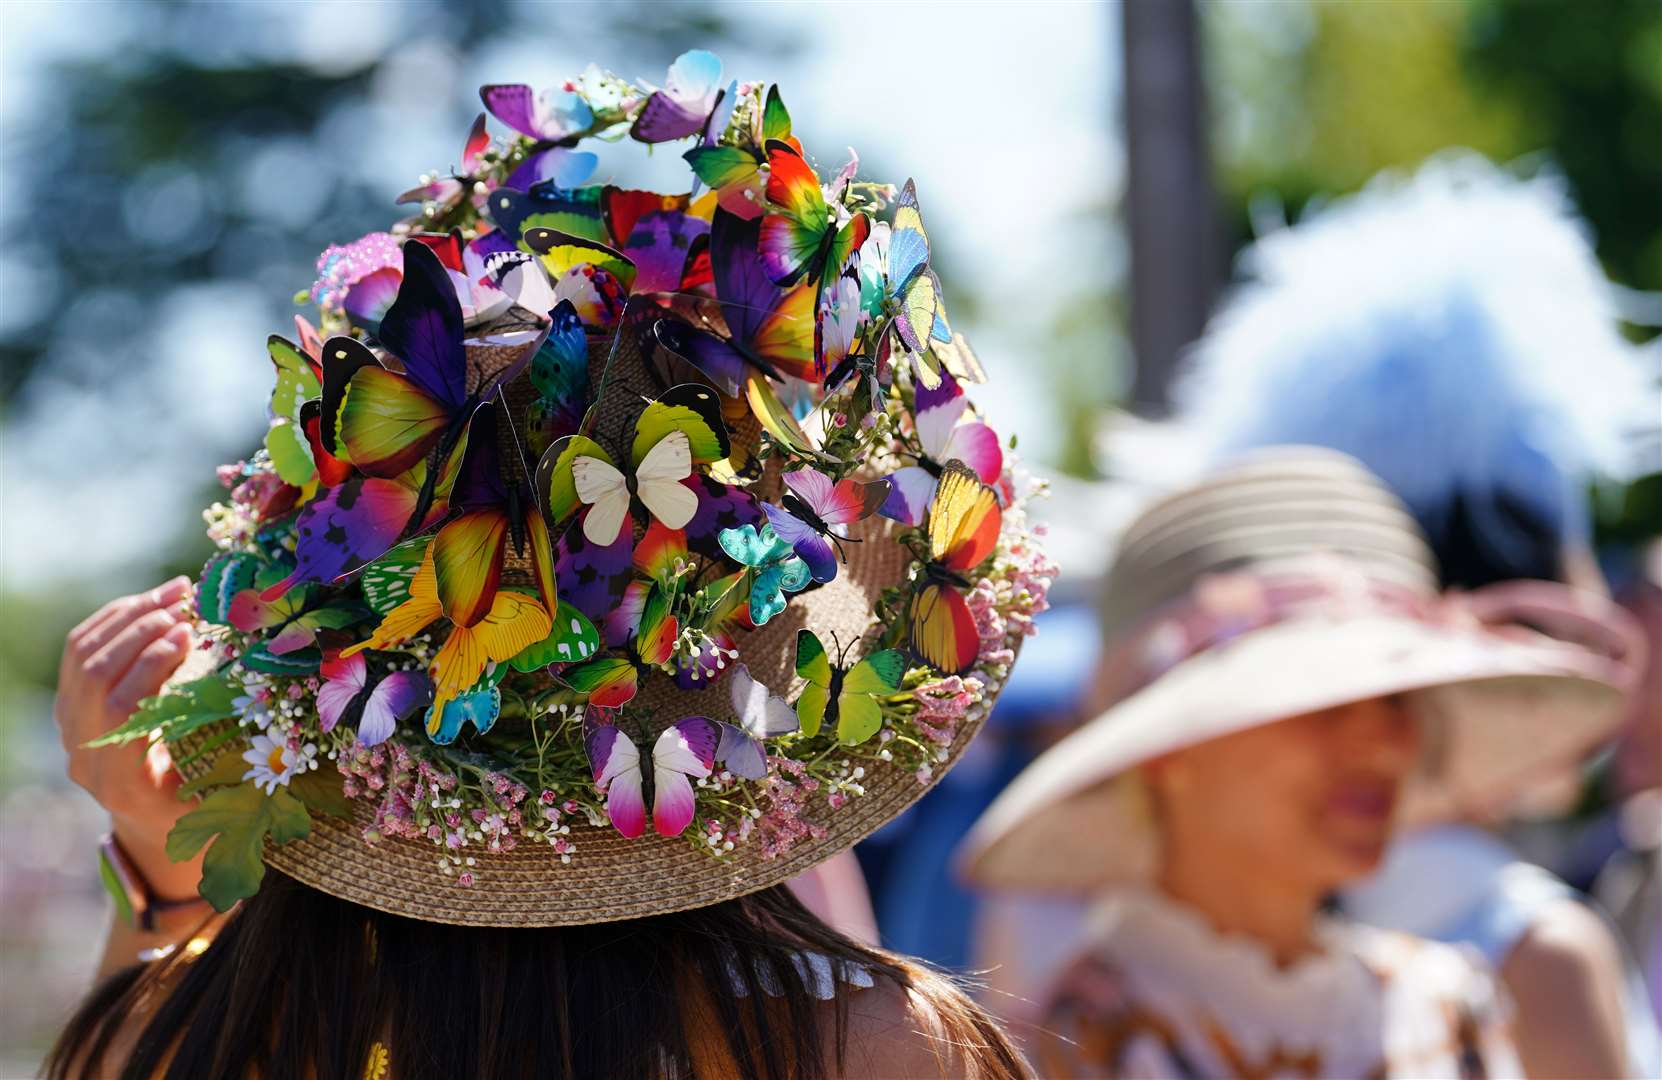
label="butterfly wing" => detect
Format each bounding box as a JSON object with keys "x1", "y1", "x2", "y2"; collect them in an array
[
  {"x1": 909, "y1": 581, "x2": 979, "y2": 675},
  {"x1": 508, "y1": 600, "x2": 602, "y2": 672},
  {"x1": 792, "y1": 629, "x2": 835, "y2": 736},
  {"x1": 878, "y1": 467, "x2": 938, "y2": 527},
  {"x1": 832, "y1": 648, "x2": 906, "y2": 745},
  {"x1": 555, "y1": 515, "x2": 635, "y2": 625},
  {"x1": 651, "y1": 716, "x2": 720, "y2": 835},
  {"x1": 426, "y1": 685, "x2": 503, "y2": 746},
  {"x1": 266, "y1": 469, "x2": 429, "y2": 599},
  {"x1": 748, "y1": 555, "x2": 811, "y2": 627},
  {"x1": 572, "y1": 454, "x2": 633, "y2": 546},
  {"x1": 558, "y1": 656, "x2": 639, "y2": 710},
  {"x1": 760, "y1": 502, "x2": 837, "y2": 584},
  {"x1": 265, "y1": 335, "x2": 322, "y2": 486},
  {"x1": 632, "y1": 581, "x2": 680, "y2": 668},
  {"x1": 633, "y1": 431, "x2": 698, "y2": 530},
  {"x1": 929, "y1": 462, "x2": 1003, "y2": 571},
  {"x1": 316, "y1": 652, "x2": 370, "y2": 734},
  {"x1": 634, "y1": 384, "x2": 730, "y2": 466},
  {"x1": 359, "y1": 669, "x2": 434, "y2": 746},
  {"x1": 523, "y1": 228, "x2": 639, "y2": 295},
  {"x1": 376, "y1": 241, "x2": 469, "y2": 410},
  {"x1": 585, "y1": 719, "x2": 646, "y2": 838},
  {"x1": 710, "y1": 210, "x2": 818, "y2": 382},
  {"x1": 631, "y1": 49, "x2": 723, "y2": 144},
  {"x1": 488, "y1": 185, "x2": 609, "y2": 246},
  {"x1": 431, "y1": 508, "x2": 510, "y2": 628},
  {"x1": 429, "y1": 590, "x2": 552, "y2": 709},
  {"x1": 716, "y1": 724, "x2": 768, "y2": 780},
  {"x1": 480, "y1": 83, "x2": 592, "y2": 142},
  {"x1": 729, "y1": 663, "x2": 800, "y2": 738},
  {"x1": 360, "y1": 537, "x2": 429, "y2": 615},
  {"x1": 758, "y1": 141, "x2": 829, "y2": 285}
]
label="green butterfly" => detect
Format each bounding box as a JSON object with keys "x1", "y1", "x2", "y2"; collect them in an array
[
  {"x1": 793, "y1": 629, "x2": 906, "y2": 745},
  {"x1": 264, "y1": 334, "x2": 322, "y2": 486}
]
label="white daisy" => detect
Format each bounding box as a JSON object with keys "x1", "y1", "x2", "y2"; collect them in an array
[{"x1": 242, "y1": 732, "x2": 298, "y2": 794}]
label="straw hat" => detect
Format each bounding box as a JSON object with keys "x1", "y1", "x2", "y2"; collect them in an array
[
  {"x1": 959, "y1": 448, "x2": 1630, "y2": 893},
  {"x1": 144, "y1": 57, "x2": 1044, "y2": 927}
]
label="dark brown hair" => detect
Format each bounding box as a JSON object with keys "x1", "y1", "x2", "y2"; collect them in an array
[{"x1": 48, "y1": 871, "x2": 1026, "y2": 1079}]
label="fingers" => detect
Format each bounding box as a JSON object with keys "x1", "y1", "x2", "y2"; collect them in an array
[
  {"x1": 105, "y1": 623, "x2": 193, "y2": 715},
  {"x1": 83, "y1": 610, "x2": 185, "y2": 704},
  {"x1": 66, "y1": 578, "x2": 192, "y2": 668}
]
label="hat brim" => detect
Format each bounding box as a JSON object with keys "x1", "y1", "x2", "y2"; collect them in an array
[{"x1": 957, "y1": 612, "x2": 1622, "y2": 892}]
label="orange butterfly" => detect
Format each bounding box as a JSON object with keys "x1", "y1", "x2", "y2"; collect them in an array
[{"x1": 908, "y1": 462, "x2": 1001, "y2": 675}]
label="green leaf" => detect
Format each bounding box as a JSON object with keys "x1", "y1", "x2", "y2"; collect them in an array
[
  {"x1": 288, "y1": 764, "x2": 353, "y2": 819},
  {"x1": 166, "y1": 783, "x2": 311, "y2": 911},
  {"x1": 176, "y1": 749, "x2": 250, "y2": 797},
  {"x1": 86, "y1": 673, "x2": 239, "y2": 749}
]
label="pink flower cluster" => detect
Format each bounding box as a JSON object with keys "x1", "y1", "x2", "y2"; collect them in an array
[
  {"x1": 339, "y1": 741, "x2": 459, "y2": 845},
  {"x1": 310, "y1": 231, "x2": 402, "y2": 312},
  {"x1": 755, "y1": 757, "x2": 827, "y2": 860},
  {"x1": 911, "y1": 674, "x2": 986, "y2": 752}
]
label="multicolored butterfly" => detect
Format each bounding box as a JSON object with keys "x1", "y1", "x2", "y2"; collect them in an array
[
  {"x1": 684, "y1": 84, "x2": 796, "y2": 220},
  {"x1": 420, "y1": 108, "x2": 597, "y2": 205},
  {"x1": 880, "y1": 371, "x2": 1004, "y2": 525},
  {"x1": 757, "y1": 141, "x2": 871, "y2": 293},
  {"x1": 425, "y1": 683, "x2": 503, "y2": 746},
  {"x1": 316, "y1": 650, "x2": 433, "y2": 746},
  {"x1": 228, "y1": 570, "x2": 364, "y2": 656},
  {"x1": 479, "y1": 82, "x2": 594, "y2": 143},
  {"x1": 716, "y1": 664, "x2": 798, "y2": 779},
  {"x1": 523, "y1": 227, "x2": 639, "y2": 296},
  {"x1": 602, "y1": 188, "x2": 712, "y2": 295},
  {"x1": 540, "y1": 383, "x2": 730, "y2": 548},
  {"x1": 908, "y1": 462, "x2": 1002, "y2": 675},
  {"x1": 652, "y1": 209, "x2": 816, "y2": 395},
  {"x1": 716, "y1": 523, "x2": 812, "y2": 627},
  {"x1": 486, "y1": 183, "x2": 609, "y2": 247},
  {"x1": 484, "y1": 248, "x2": 630, "y2": 331},
  {"x1": 315, "y1": 240, "x2": 531, "y2": 513},
  {"x1": 585, "y1": 714, "x2": 720, "y2": 838},
  {"x1": 521, "y1": 299, "x2": 591, "y2": 459},
  {"x1": 341, "y1": 544, "x2": 551, "y2": 722},
  {"x1": 794, "y1": 629, "x2": 906, "y2": 745},
  {"x1": 630, "y1": 49, "x2": 724, "y2": 144},
  {"x1": 761, "y1": 469, "x2": 890, "y2": 584},
  {"x1": 556, "y1": 579, "x2": 677, "y2": 709}
]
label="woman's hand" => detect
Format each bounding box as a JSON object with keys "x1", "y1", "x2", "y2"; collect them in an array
[{"x1": 55, "y1": 576, "x2": 203, "y2": 900}]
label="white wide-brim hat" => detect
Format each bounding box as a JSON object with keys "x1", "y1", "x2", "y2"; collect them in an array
[{"x1": 959, "y1": 449, "x2": 1633, "y2": 892}]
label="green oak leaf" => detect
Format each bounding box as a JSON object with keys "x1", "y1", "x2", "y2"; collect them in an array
[{"x1": 166, "y1": 782, "x2": 311, "y2": 911}]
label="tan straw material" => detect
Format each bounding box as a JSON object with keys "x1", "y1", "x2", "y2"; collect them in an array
[
  {"x1": 959, "y1": 448, "x2": 1624, "y2": 893},
  {"x1": 171, "y1": 306, "x2": 1020, "y2": 926}
]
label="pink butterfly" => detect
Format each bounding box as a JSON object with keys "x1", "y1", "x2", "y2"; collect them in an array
[
  {"x1": 879, "y1": 370, "x2": 1003, "y2": 525},
  {"x1": 316, "y1": 651, "x2": 433, "y2": 747},
  {"x1": 761, "y1": 468, "x2": 890, "y2": 584},
  {"x1": 585, "y1": 714, "x2": 720, "y2": 838}
]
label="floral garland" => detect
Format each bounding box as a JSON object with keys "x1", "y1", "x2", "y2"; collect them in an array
[{"x1": 101, "y1": 51, "x2": 1053, "y2": 909}]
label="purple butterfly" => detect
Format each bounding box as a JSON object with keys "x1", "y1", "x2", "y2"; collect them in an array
[
  {"x1": 317, "y1": 651, "x2": 433, "y2": 746},
  {"x1": 715, "y1": 665, "x2": 799, "y2": 780},
  {"x1": 762, "y1": 469, "x2": 891, "y2": 583},
  {"x1": 479, "y1": 83, "x2": 594, "y2": 143},
  {"x1": 630, "y1": 50, "x2": 724, "y2": 144}
]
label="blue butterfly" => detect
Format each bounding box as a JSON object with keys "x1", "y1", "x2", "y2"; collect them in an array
[
  {"x1": 716, "y1": 523, "x2": 811, "y2": 627},
  {"x1": 425, "y1": 686, "x2": 502, "y2": 745}
]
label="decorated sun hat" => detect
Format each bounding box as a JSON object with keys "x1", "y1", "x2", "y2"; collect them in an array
[
  {"x1": 100, "y1": 51, "x2": 1052, "y2": 927},
  {"x1": 958, "y1": 447, "x2": 1633, "y2": 893}
]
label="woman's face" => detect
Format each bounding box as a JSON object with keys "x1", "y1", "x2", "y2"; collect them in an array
[{"x1": 1148, "y1": 695, "x2": 1421, "y2": 893}]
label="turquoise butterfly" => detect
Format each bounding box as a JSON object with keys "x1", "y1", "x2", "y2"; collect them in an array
[{"x1": 716, "y1": 523, "x2": 812, "y2": 627}]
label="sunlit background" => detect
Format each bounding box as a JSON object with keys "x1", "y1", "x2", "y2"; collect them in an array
[{"x1": 3, "y1": 0, "x2": 1658, "y2": 1066}]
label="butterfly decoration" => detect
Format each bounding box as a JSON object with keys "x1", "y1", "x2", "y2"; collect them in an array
[
  {"x1": 522, "y1": 300, "x2": 591, "y2": 459},
  {"x1": 480, "y1": 82, "x2": 595, "y2": 144},
  {"x1": 880, "y1": 370, "x2": 1004, "y2": 525},
  {"x1": 761, "y1": 468, "x2": 890, "y2": 584},
  {"x1": 794, "y1": 629, "x2": 906, "y2": 745},
  {"x1": 539, "y1": 383, "x2": 730, "y2": 549},
  {"x1": 425, "y1": 683, "x2": 503, "y2": 746},
  {"x1": 908, "y1": 462, "x2": 1002, "y2": 675},
  {"x1": 869, "y1": 180, "x2": 939, "y2": 357},
  {"x1": 630, "y1": 49, "x2": 725, "y2": 144},
  {"x1": 556, "y1": 578, "x2": 678, "y2": 709},
  {"x1": 523, "y1": 227, "x2": 639, "y2": 296},
  {"x1": 601, "y1": 188, "x2": 712, "y2": 294},
  {"x1": 264, "y1": 333, "x2": 323, "y2": 488},
  {"x1": 757, "y1": 141, "x2": 871, "y2": 294},
  {"x1": 715, "y1": 664, "x2": 798, "y2": 779},
  {"x1": 359, "y1": 537, "x2": 431, "y2": 616},
  {"x1": 486, "y1": 183, "x2": 610, "y2": 247},
  {"x1": 652, "y1": 209, "x2": 816, "y2": 395},
  {"x1": 420, "y1": 107, "x2": 598, "y2": 205},
  {"x1": 674, "y1": 566, "x2": 753, "y2": 689},
  {"x1": 316, "y1": 651, "x2": 434, "y2": 746},
  {"x1": 716, "y1": 523, "x2": 812, "y2": 627},
  {"x1": 341, "y1": 544, "x2": 552, "y2": 726},
  {"x1": 395, "y1": 113, "x2": 492, "y2": 212},
  {"x1": 585, "y1": 713, "x2": 721, "y2": 838},
  {"x1": 507, "y1": 600, "x2": 602, "y2": 673},
  {"x1": 684, "y1": 83, "x2": 797, "y2": 220},
  {"x1": 228, "y1": 570, "x2": 364, "y2": 657}
]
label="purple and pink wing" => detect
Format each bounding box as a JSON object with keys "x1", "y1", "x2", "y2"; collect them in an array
[
  {"x1": 316, "y1": 652, "x2": 369, "y2": 733},
  {"x1": 585, "y1": 717, "x2": 646, "y2": 838},
  {"x1": 651, "y1": 716, "x2": 720, "y2": 836},
  {"x1": 503, "y1": 146, "x2": 600, "y2": 193},
  {"x1": 358, "y1": 669, "x2": 434, "y2": 746},
  {"x1": 761, "y1": 502, "x2": 838, "y2": 584},
  {"x1": 630, "y1": 50, "x2": 723, "y2": 144},
  {"x1": 879, "y1": 467, "x2": 939, "y2": 526},
  {"x1": 262, "y1": 472, "x2": 427, "y2": 600}
]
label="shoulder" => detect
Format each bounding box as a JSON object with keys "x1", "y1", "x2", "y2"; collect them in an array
[
  {"x1": 1498, "y1": 897, "x2": 1629, "y2": 1078},
  {"x1": 835, "y1": 969, "x2": 1029, "y2": 1079}
]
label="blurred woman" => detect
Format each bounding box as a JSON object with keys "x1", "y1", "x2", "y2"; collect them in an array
[{"x1": 961, "y1": 449, "x2": 1630, "y2": 1077}]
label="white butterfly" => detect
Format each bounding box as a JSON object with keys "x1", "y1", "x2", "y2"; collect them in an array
[
  {"x1": 571, "y1": 430, "x2": 697, "y2": 546},
  {"x1": 716, "y1": 664, "x2": 799, "y2": 780}
]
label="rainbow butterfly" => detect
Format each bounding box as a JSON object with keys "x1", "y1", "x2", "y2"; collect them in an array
[
  {"x1": 716, "y1": 523, "x2": 811, "y2": 627},
  {"x1": 794, "y1": 630, "x2": 906, "y2": 746},
  {"x1": 630, "y1": 49, "x2": 725, "y2": 144},
  {"x1": 907, "y1": 462, "x2": 1002, "y2": 675},
  {"x1": 601, "y1": 187, "x2": 714, "y2": 295},
  {"x1": 227, "y1": 570, "x2": 364, "y2": 657},
  {"x1": 758, "y1": 141, "x2": 871, "y2": 291},
  {"x1": 316, "y1": 651, "x2": 433, "y2": 747},
  {"x1": 761, "y1": 468, "x2": 890, "y2": 584},
  {"x1": 556, "y1": 580, "x2": 678, "y2": 710},
  {"x1": 684, "y1": 84, "x2": 796, "y2": 221},
  {"x1": 522, "y1": 299, "x2": 591, "y2": 459},
  {"x1": 716, "y1": 664, "x2": 799, "y2": 780},
  {"x1": 585, "y1": 713, "x2": 720, "y2": 839},
  {"x1": 879, "y1": 370, "x2": 1004, "y2": 526}
]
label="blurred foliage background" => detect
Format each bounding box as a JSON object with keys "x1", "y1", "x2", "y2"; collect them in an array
[{"x1": 2, "y1": 0, "x2": 1659, "y2": 1065}]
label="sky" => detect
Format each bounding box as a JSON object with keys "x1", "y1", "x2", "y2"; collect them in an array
[{"x1": 0, "y1": 0, "x2": 1123, "y2": 594}]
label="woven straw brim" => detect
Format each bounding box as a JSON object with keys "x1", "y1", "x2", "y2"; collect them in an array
[{"x1": 170, "y1": 306, "x2": 1020, "y2": 926}]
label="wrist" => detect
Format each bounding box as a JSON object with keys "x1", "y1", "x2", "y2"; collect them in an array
[{"x1": 109, "y1": 817, "x2": 203, "y2": 903}]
